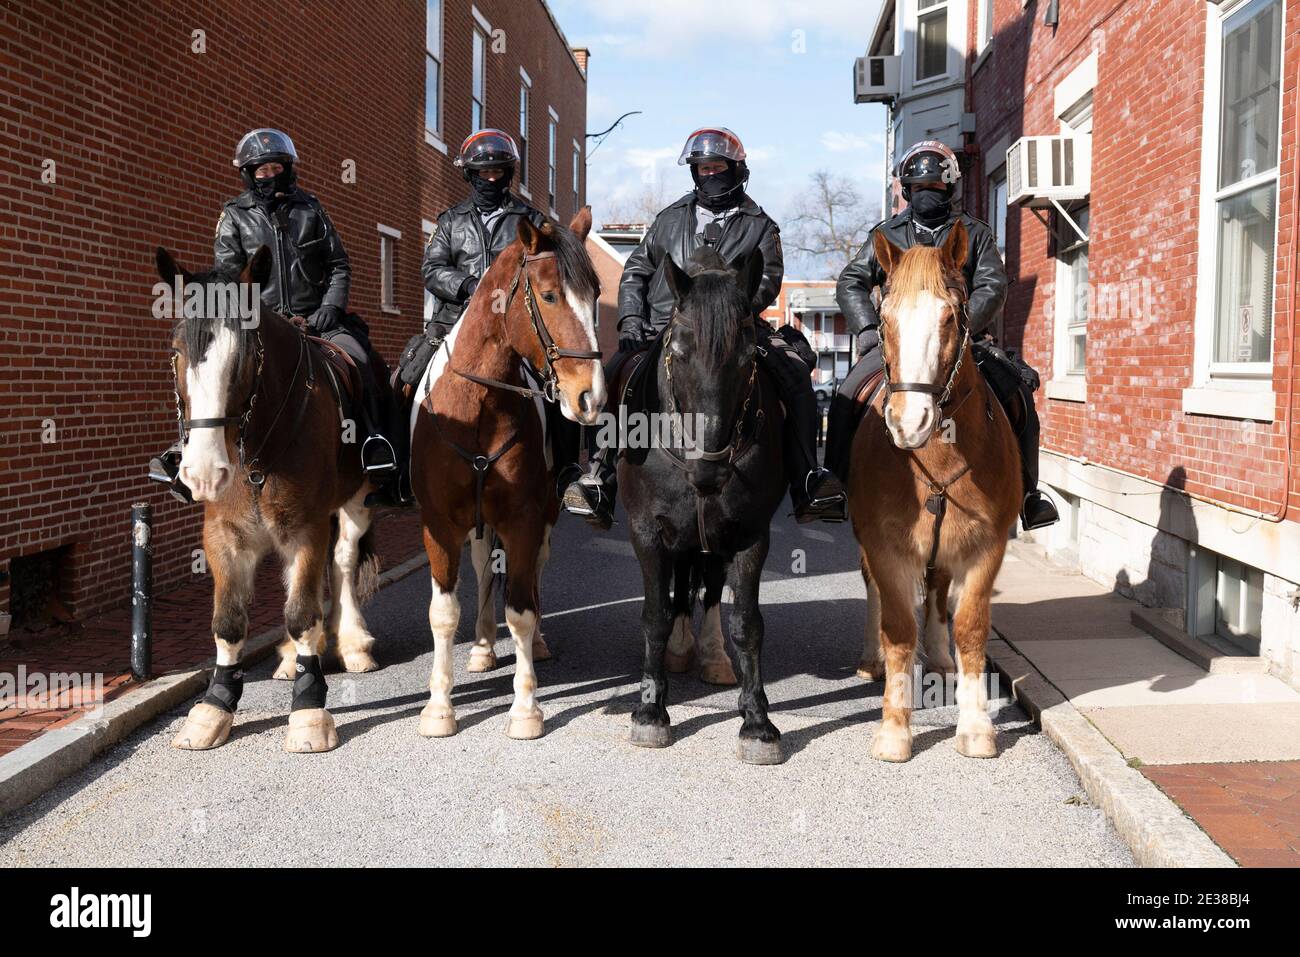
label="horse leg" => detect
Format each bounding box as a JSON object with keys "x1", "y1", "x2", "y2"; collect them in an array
[
  {"x1": 530, "y1": 523, "x2": 553, "y2": 662},
  {"x1": 629, "y1": 537, "x2": 674, "y2": 748},
  {"x1": 731, "y1": 535, "x2": 781, "y2": 764},
  {"x1": 871, "y1": 562, "x2": 919, "y2": 762},
  {"x1": 856, "y1": 547, "x2": 885, "y2": 680},
  {"x1": 466, "y1": 531, "x2": 499, "y2": 673},
  {"x1": 497, "y1": 524, "x2": 545, "y2": 740},
  {"x1": 419, "y1": 524, "x2": 462, "y2": 737},
  {"x1": 329, "y1": 491, "x2": 378, "y2": 673},
  {"x1": 664, "y1": 557, "x2": 696, "y2": 674},
  {"x1": 282, "y1": 525, "x2": 339, "y2": 753},
  {"x1": 697, "y1": 555, "x2": 737, "y2": 686},
  {"x1": 952, "y1": 550, "x2": 1001, "y2": 759},
  {"x1": 173, "y1": 533, "x2": 260, "y2": 750},
  {"x1": 921, "y1": 568, "x2": 956, "y2": 675}
]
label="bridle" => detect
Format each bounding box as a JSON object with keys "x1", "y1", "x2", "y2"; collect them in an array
[
  {"x1": 878, "y1": 279, "x2": 971, "y2": 409},
  {"x1": 171, "y1": 320, "x2": 317, "y2": 492},
  {"x1": 452, "y1": 250, "x2": 600, "y2": 402}
]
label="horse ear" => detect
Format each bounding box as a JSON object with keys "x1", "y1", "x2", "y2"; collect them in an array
[
  {"x1": 872, "y1": 229, "x2": 902, "y2": 275},
  {"x1": 664, "y1": 256, "x2": 692, "y2": 303},
  {"x1": 156, "y1": 247, "x2": 182, "y2": 283},
  {"x1": 517, "y1": 217, "x2": 544, "y2": 254},
  {"x1": 941, "y1": 219, "x2": 969, "y2": 271},
  {"x1": 568, "y1": 206, "x2": 592, "y2": 242},
  {"x1": 243, "y1": 245, "x2": 273, "y2": 286}
]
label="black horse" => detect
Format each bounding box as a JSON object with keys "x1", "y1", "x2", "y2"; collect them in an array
[{"x1": 619, "y1": 247, "x2": 787, "y2": 765}]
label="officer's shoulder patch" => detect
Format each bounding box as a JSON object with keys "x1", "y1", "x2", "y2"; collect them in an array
[{"x1": 214, "y1": 210, "x2": 226, "y2": 237}]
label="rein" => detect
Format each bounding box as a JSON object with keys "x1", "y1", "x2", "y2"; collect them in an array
[
  {"x1": 172, "y1": 320, "x2": 318, "y2": 493},
  {"x1": 451, "y1": 250, "x2": 600, "y2": 403}
]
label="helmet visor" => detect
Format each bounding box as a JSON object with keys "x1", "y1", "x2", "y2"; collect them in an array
[
  {"x1": 677, "y1": 127, "x2": 746, "y2": 166},
  {"x1": 233, "y1": 128, "x2": 298, "y2": 169},
  {"x1": 455, "y1": 129, "x2": 521, "y2": 169}
]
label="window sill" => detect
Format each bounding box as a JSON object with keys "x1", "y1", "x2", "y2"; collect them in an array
[
  {"x1": 1045, "y1": 378, "x2": 1087, "y2": 403},
  {"x1": 1182, "y1": 386, "x2": 1275, "y2": 422},
  {"x1": 424, "y1": 130, "x2": 448, "y2": 155},
  {"x1": 972, "y1": 45, "x2": 992, "y2": 75},
  {"x1": 381, "y1": 306, "x2": 401, "y2": 316},
  {"x1": 519, "y1": 185, "x2": 532, "y2": 200}
]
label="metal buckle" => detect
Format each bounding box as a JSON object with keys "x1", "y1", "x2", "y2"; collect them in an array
[
  {"x1": 472, "y1": 455, "x2": 490, "y2": 473},
  {"x1": 247, "y1": 470, "x2": 266, "y2": 488}
]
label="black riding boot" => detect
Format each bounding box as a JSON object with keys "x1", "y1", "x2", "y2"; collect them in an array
[
  {"x1": 1015, "y1": 384, "x2": 1058, "y2": 529},
  {"x1": 760, "y1": 342, "x2": 845, "y2": 523},
  {"x1": 562, "y1": 437, "x2": 617, "y2": 530},
  {"x1": 824, "y1": 347, "x2": 882, "y2": 483},
  {"x1": 147, "y1": 440, "x2": 194, "y2": 504}
]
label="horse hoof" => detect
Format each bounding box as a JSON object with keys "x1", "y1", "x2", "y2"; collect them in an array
[
  {"x1": 737, "y1": 737, "x2": 783, "y2": 765},
  {"x1": 172, "y1": 703, "x2": 233, "y2": 750},
  {"x1": 418, "y1": 707, "x2": 458, "y2": 738},
  {"x1": 531, "y1": 639, "x2": 552, "y2": 662},
  {"x1": 954, "y1": 730, "x2": 998, "y2": 759},
  {"x1": 340, "y1": 650, "x2": 378, "y2": 673},
  {"x1": 284, "y1": 709, "x2": 339, "y2": 753},
  {"x1": 871, "y1": 730, "x2": 913, "y2": 763},
  {"x1": 272, "y1": 658, "x2": 296, "y2": 681},
  {"x1": 664, "y1": 648, "x2": 695, "y2": 674},
  {"x1": 629, "y1": 722, "x2": 672, "y2": 749},
  {"x1": 466, "y1": 649, "x2": 497, "y2": 673},
  {"x1": 856, "y1": 659, "x2": 885, "y2": 681},
  {"x1": 505, "y1": 712, "x2": 545, "y2": 740},
  {"x1": 699, "y1": 660, "x2": 738, "y2": 686}
]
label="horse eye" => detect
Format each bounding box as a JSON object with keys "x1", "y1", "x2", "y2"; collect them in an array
[{"x1": 541, "y1": 291, "x2": 558, "y2": 305}]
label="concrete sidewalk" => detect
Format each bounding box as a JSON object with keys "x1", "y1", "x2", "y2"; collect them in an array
[{"x1": 993, "y1": 541, "x2": 1300, "y2": 867}]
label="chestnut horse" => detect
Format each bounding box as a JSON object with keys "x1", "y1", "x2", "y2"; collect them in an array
[
  {"x1": 410, "y1": 209, "x2": 604, "y2": 741},
  {"x1": 848, "y1": 221, "x2": 1021, "y2": 762},
  {"x1": 159, "y1": 247, "x2": 379, "y2": 755}
]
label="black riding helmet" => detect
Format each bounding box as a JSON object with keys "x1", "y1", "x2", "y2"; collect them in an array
[
  {"x1": 233, "y1": 128, "x2": 299, "y2": 191},
  {"x1": 454, "y1": 128, "x2": 520, "y2": 181},
  {"x1": 895, "y1": 139, "x2": 961, "y2": 200},
  {"x1": 678, "y1": 126, "x2": 750, "y2": 208}
]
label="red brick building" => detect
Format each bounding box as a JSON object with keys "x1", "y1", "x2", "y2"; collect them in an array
[
  {"x1": 762, "y1": 280, "x2": 854, "y2": 393},
  {"x1": 0, "y1": 0, "x2": 588, "y2": 628},
  {"x1": 861, "y1": 0, "x2": 1300, "y2": 686}
]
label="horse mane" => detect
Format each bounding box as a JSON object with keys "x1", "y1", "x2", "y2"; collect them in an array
[
  {"x1": 547, "y1": 220, "x2": 600, "y2": 306},
  {"x1": 172, "y1": 262, "x2": 254, "y2": 377},
  {"x1": 683, "y1": 247, "x2": 748, "y2": 370},
  {"x1": 887, "y1": 245, "x2": 962, "y2": 309}
]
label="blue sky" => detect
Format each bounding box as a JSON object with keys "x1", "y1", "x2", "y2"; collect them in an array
[{"x1": 549, "y1": 0, "x2": 887, "y2": 276}]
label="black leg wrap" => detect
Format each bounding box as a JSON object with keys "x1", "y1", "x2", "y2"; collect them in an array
[
  {"x1": 201, "y1": 664, "x2": 244, "y2": 714},
  {"x1": 290, "y1": 654, "x2": 327, "y2": 712}
]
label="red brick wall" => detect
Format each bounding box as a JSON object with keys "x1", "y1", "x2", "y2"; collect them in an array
[
  {"x1": 0, "y1": 0, "x2": 586, "y2": 621},
  {"x1": 968, "y1": 0, "x2": 1300, "y2": 516}
]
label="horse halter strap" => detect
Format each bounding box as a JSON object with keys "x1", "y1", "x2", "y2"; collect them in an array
[
  {"x1": 879, "y1": 282, "x2": 970, "y2": 408},
  {"x1": 452, "y1": 251, "x2": 600, "y2": 402}
]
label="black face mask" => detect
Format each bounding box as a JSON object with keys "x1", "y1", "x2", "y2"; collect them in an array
[
  {"x1": 253, "y1": 167, "x2": 294, "y2": 202},
  {"x1": 909, "y1": 188, "x2": 952, "y2": 227},
  {"x1": 470, "y1": 170, "x2": 511, "y2": 211},
  {"x1": 693, "y1": 165, "x2": 743, "y2": 212}
]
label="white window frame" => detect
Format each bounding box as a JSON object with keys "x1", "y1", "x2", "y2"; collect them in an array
[
  {"x1": 1186, "y1": 0, "x2": 1284, "y2": 421},
  {"x1": 975, "y1": 0, "x2": 993, "y2": 56},
  {"x1": 572, "y1": 138, "x2": 582, "y2": 210},
  {"x1": 470, "y1": 9, "x2": 490, "y2": 133},
  {"x1": 422, "y1": 219, "x2": 436, "y2": 323},
  {"x1": 424, "y1": 0, "x2": 446, "y2": 153},
  {"x1": 518, "y1": 68, "x2": 532, "y2": 196},
  {"x1": 1187, "y1": 543, "x2": 1264, "y2": 655},
  {"x1": 1046, "y1": 86, "x2": 1093, "y2": 403},
  {"x1": 547, "y1": 106, "x2": 559, "y2": 217},
  {"x1": 913, "y1": 0, "x2": 952, "y2": 86},
  {"x1": 378, "y1": 224, "x2": 402, "y2": 314}
]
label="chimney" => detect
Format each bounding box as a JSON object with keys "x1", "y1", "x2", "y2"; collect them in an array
[{"x1": 572, "y1": 47, "x2": 589, "y2": 76}]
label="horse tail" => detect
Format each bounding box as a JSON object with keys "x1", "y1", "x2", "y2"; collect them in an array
[{"x1": 355, "y1": 524, "x2": 380, "y2": 604}]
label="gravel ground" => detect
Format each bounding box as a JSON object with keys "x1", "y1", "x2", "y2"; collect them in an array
[{"x1": 0, "y1": 510, "x2": 1133, "y2": 867}]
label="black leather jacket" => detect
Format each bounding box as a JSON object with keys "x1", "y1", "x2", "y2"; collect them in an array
[
  {"x1": 214, "y1": 187, "x2": 350, "y2": 322},
  {"x1": 836, "y1": 210, "x2": 1007, "y2": 353},
  {"x1": 618, "y1": 192, "x2": 784, "y2": 340},
  {"x1": 421, "y1": 195, "x2": 546, "y2": 337}
]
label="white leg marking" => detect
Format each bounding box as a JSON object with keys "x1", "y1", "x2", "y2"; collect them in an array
[
  {"x1": 504, "y1": 605, "x2": 544, "y2": 739},
  {"x1": 332, "y1": 494, "x2": 377, "y2": 672},
  {"x1": 420, "y1": 576, "x2": 461, "y2": 737}
]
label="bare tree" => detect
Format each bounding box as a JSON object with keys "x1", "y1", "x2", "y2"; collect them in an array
[
  {"x1": 599, "y1": 180, "x2": 672, "y2": 229},
  {"x1": 784, "y1": 170, "x2": 879, "y2": 278}
]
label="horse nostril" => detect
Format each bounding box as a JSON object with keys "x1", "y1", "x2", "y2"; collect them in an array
[{"x1": 579, "y1": 390, "x2": 594, "y2": 416}]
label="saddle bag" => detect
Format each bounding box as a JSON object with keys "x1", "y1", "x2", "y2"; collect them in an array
[
  {"x1": 397, "y1": 331, "x2": 443, "y2": 388},
  {"x1": 973, "y1": 339, "x2": 1040, "y2": 398},
  {"x1": 772, "y1": 323, "x2": 817, "y2": 373}
]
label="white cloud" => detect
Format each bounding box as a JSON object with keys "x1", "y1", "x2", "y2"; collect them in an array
[{"x1": 821, "y1": 131, "x2": 883, "y2": 153}]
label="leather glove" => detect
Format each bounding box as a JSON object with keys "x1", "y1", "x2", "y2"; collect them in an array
[
  {"x1": 618, "y1": 336, "x2": 642, "y2": 354},
  {"x1": 307, "y1": 304, "x2": 345, "y2": 335},
  {"x1": 460, "y1": 276, "x2": 480, "y2": 302}
]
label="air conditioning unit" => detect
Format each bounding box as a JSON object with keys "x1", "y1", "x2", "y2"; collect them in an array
[
  {"x1": 1006, "y1": 134, "x2": 1091, "y2": 207},
  {"x1": 853, "y1": 55, "x2": 900, "y2": 103}
]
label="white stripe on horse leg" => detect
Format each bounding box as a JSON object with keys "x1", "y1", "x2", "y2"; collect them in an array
[
  {"x1": 332, "y1": 493, "x2": 377, "y2": 673},
  {"x1": 503, "y1": 605, "x2": 544, "y2": 740},
  {"x1": 467, "y1": 531, "x2": 498, "y2": 673},
  {"x1": 419, "y1": 577, "x2": 460, "y2": 737}
]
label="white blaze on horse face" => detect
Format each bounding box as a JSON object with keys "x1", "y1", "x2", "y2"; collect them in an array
[
  {"x1": 886, "y1": 290, "x2": 944, "y2": 449},
  {"x1": 560, "y1": 287, "x2": 605, "y2": 425},
  {"x1": 179, "y1": 322, "x2": 240, "y2": 501}
]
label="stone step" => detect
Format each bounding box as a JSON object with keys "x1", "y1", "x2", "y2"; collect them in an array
[{"x1": 1131, "y1": 606, "x2": 1269, "y2": 675}]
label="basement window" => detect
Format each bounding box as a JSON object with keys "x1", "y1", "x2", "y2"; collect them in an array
[
  {"x1": 1187, "y1": 545, "x2": 1263, "y2": 655},
  {"x1": 9, "y1": 546, "x2": 73, "y2": 631}
]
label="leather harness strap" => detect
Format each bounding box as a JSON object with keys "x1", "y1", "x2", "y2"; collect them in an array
[{"x1": 428, "y1": 413, "x2": 519, "y2": 541}]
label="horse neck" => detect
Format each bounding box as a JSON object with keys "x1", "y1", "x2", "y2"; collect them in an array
[
  {"x1": 243, "y1": 313, "x2": 305, "y2": 435},
  {"x1": 445, "y1": 291, "x2": 530, "y2": 430}
]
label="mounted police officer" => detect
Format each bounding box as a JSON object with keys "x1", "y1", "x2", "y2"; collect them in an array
[
  {"x1": 398, "y1": 129, "x2": 547, "y2": 387},
  {"x1": 149, "y1": 128, "x2": 407, "y2": 505},
  {"x1": 828, "y1": 140, "x2": 1059, "y2": 529},
  {"x1": 561, "y1": 126, "x2": 846, "y2": 528}
]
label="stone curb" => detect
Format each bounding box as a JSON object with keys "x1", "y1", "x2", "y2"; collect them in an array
[
  {"x1": 986, "y1": 636, "x2": 1235, "y2": 868},
  {"x1": 0, "y1": 550, "x2": 430, "y2": 820}
]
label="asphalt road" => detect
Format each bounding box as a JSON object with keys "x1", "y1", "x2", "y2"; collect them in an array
[{"x1": 0, "y1": 507, "x2": 1133, "y2": 867}]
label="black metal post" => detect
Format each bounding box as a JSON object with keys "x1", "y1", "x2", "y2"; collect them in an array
[{"x1": 131, "y1": 502, "x2": 152, "y2": 681}]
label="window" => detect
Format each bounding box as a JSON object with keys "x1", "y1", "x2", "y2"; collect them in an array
[
  {"x1": 572, "y1": 140, "x2": 581, "y2": 209},
  {"x1": 976, "y1": 0, "x2": 992, "y2": 55},
  {"x1": 1188, "y1": 545, "x2": 1264, "y2": 655},
  {"x1": 378, "y1": 225, "x2": 401, "y2": 313},
  {"x1": 547, "y1": 110, "x2": 558, "y2": 212},
  {"x1": 916, "y1": 0, "x2": 948, "y2": 82},
  {"x1": 471, "y1": 27, "x2": 486, "y2": 132},
  {"x1": 1212, "y1": 0, "x2": 1281, "y2": 367},
  {"x1": 988, "y1": 168, "x2": 1007, "y2": 260},
  {"x1": 1055, "y1": 205, "x2": 1089, "y2": 376},
  {"x1": 518, "y1": 73, "x2": 530, "y2": 189},
  {"x1": 424, "y1": 0, "x2": 442, "y2": 139}
]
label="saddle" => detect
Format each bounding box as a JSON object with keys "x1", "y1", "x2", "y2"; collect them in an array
[
  {"x1": 308, "y1": 335, "x2": 362, "y2": 409},
  {"x1": 608, "y1": 336, "x2": 662, "y2": 417}
]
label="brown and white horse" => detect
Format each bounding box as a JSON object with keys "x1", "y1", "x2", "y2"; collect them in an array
[
  {"x1": 848, "y1": 221, "x2": 1021, "y2": 762},
  {"x1": 410, "y1": 209, "x2": 604, "y2": 741},
  {"x1": 159, "y1": 247, "x2": 379, "y2": 754}
]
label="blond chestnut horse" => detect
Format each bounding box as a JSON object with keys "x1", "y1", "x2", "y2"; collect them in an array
[
  {"x1": 411, "y1": 210, "x2": 604, "y2": 741},
  {"x1": 849, "y1": 221, "x2": 1021, "y2": 762}
]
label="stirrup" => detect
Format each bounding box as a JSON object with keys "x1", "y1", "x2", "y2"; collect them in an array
[
  {"x1": 1020, "y1": 491, "x2": 1060, "y2": 530},
  {"x1": 148, "y1": 443, "x2": 194, "y2": 504},
  {"x1": 562, "y1": 475, "x2": 614, "y2": 529},
  {"x1": 361, "y1": 434, "x2": 398, "y2": 477}
]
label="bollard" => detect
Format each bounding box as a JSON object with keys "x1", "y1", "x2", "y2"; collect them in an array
[{"x1": 131, "y1": 502, "x2": 153, "y2": 681}]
